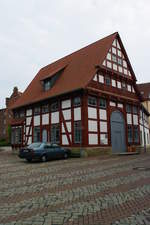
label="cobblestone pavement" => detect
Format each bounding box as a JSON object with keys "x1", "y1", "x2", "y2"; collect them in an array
[{"x1": 0, "y1": 151, "x2": 150, "y2": 225}]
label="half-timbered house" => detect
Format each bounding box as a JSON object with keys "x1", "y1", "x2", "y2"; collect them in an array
[{"x1": 10, "y1": 32, "x2": 149, "y2": 153}]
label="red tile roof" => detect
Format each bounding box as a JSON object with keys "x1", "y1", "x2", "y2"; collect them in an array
[
  {"x1": 11, "y1": 32, "x2": 118, "y2": 109},
  {"x1": 137, "y1": 83, "x2": 150, "y2": 100}
]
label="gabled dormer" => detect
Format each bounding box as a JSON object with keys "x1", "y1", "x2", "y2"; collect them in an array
[{"x1": 41, "y1": 65, "x2": 67, "y2": 91}]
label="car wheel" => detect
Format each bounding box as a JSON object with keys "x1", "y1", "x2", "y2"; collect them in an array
[
  {"x1": 26, "y1": 158, "x2": 32, "y2": 162},
  {"x1": 41, "y1": 155, "x2": 47, "y2": 162},
  {"x1": 64, "y1": 153, "x2": 68, "y2": 159}
]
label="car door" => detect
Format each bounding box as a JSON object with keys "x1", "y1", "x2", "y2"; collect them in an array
[
  {"x1": 52, "y1": 144, "x2": 63, "y2": 159},
  {"x1": 44, "y1": 144, "x2": 54, "y2": 160}
]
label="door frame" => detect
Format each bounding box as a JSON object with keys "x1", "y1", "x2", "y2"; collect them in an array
[{"x1": 110, "y1": 110, "x2": 126, "y2": 153}]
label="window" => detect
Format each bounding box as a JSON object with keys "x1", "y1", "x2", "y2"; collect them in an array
[
  {"x1": 43, "y1": 79, "x2": 51, "y2": 91},
  {"x1": 128, "y1": 126, "x2": 133, "y2": 143},
  {"x1": 50, "y1": 102, "x2": 59, "y2": 112},
  {"x1": 42, "y1": 104, "x2": 49, "y2": 113},
  {"x1": 112, "y1": 55, "x2": 117, "y2": 63},
  {"x1": 105, "y1": 76, "x2": 111, "y2": 85},
  {"x1": 126, "y1": 104, "x2": 132, "y2": 113},
  {"x1": 11, "y1": 128, "x2": 22, "y2": 144},
  {"x1": 33, "y1": 127, "x2": 40, "y2": 142},
  {"x1": 74, "y1": 97, "x2": 81, "y2": 107},
  {"x1": 112, "y1": 79, "x2": 116, "y2": 87},
  {"x1": 99, "y1": 98, "x2": 106, "y2": 108},
  {"x1": 100, "y1": 134, "x2": 108, "y2": 145},
  {"x1": 118, "y1": 58, "x2": 122, "y2": 65},
  {"x1": 127, "y1": 85, "x2": 132, "y2": 92},
  {"x1": 122, "y1": 82, "x2": 126, "y2": 89},
  {"x1": 74, "y1": 121, "x2": 82, "y2": 143},
  {"x1": 20, "y1": 110, "x2": 25, "y2": 118},
  {"x1": 34, "y1": 107, "x2": 40, "y2": 115},
  {"x1": 88, "y1": 96, "x2": 97, "y2": 106},
  {"x1": 133, "y1": 106, "x2": 138, "y2": 114},
  {"x1": 134, "y1": 126, "x2": 139, "y2": 143},
  {"x1": 112, "y1": 47, "x2": 117, "y2": 54},
  {"x1": 123, "y1": 60, "x2": 127, "y2": 68},
  {"x1": 51, "y1": 124, "x2": 60, "y2": 143},
  {"x1": 14, "y1": 111, "x2": 19, "y2": 118}
]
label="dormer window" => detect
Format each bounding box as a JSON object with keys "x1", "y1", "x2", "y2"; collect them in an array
[
  {"x1": 41, "y1": 65, "x2": 67, "y2": 92},
  {"x1": 43, "y1": 79, "x2": 52, "y2": 91}
]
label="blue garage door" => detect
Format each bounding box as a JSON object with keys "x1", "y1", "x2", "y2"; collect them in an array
[{"x1": 111, "y1": 111, "x2": 126, "y2": 153}]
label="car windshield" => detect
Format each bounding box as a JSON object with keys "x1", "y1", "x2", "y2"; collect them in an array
[{"x1": 28, "y1": 143, "x2": 42, "y2": 149}]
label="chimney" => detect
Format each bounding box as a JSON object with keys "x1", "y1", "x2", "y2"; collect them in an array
[
  {"x1": 13, "y1": 86, "x2": 18, "y2": 95},
  {"x1": 5, "y1": 97, "x2": 10, "y2": 107}
]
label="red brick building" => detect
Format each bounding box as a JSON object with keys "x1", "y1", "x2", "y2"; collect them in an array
[
  {"x1": 0, "y1": 87, "x2": 22, "y2": 142},
  {"x1": 10, "y1": 32, "x2": 149, "y2": 152}
]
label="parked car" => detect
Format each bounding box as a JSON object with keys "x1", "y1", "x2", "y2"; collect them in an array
[{"x1": 18, "y1": 142, "x2": 71, "y2": 162}]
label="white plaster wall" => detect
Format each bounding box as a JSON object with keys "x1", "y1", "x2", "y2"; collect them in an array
[
  {"x1": 133, "y1": 115, "x2": 138, "y2": 125},
  {"x1": 127, "y1": 113, "x2": 132, "y2": 124},
  {"x1": 112, "y1": 79, "x2": 116, "y2": 87},
  {"x1": 127, "y1": 85, "x2": 131, "y2": 92},
  {"x1": 29, "y1": 128, "x2": 32, "y2": 136},
  {"x1": 99, "y1": 109, "x2": 107, "y2": 120},
  {"x1": 69, "y1": 134, "x2": 72, "y2": 141},
  {"x1": 26, "y1": 127, "x2": 32, "y2": 136},
  {"x1": 27, "y1": 136, "x2": 32, "y2": 145},
  {"x1": 88, "y1": 120, "x2": 98, "y2": 132},
  {"x1": 110, "y1": 101, "x2": 116, "y2": 107},
  {"x1": 100, "y1": 121, "x2": 107, "y2": 132},
  {"x1": 62, "y1": 121, "x2": 71, "y2": 133},
  {"x1": 62, "y1": 99, "x2": 71, "y2": 109},
  {"x1": 118, "y1": 103, "x2": 123, "y2": 108},
  {"x1": 26, "y1": 117, "x2": 32, "y2": 126},
  {"x1": 88, "y1": 107, "x2": 97, "y2": 119},
  {"x1": 107, "y1": 53, "x2": 111, "y2": 60},
  {"x1": 26, "y1": 127, "x2": 29, "y2": 136},
  {"x1": 74, "y1": 107, "x2": 81, "y2": 121},
  {"x1": 93, "y1": 75, "x2": 97, "y2": 81},
  {"x1": 63, "y1": 109, "x2": 71, "y2": 120},
  {"x1": 51, "y1": 112, "x2": 59, "y2": 124},
  {"x1": 62, "y1": 123, "x2": 65, "y2": 133},
  {"x1": 26, "y1": 109, "x2": 32, "y2": 116},
  {"x1": 42, "y1": 114, "x2": 49, "y2": 125},
  {"x1": 66, "y1": 122, "x2": 71, "y2": 132},
  {"x1": 62, "y1": 134, "x2": 69, "y2": 145},
  {"x1": 88, "y1": 133, "x2": 98, "y2": 145},
  {"x1": 99, "y1": 75, "x2": 104, "y2": 83},
  {"x1": 34, "y1": 115, "x2": 40, "y2": 126}
]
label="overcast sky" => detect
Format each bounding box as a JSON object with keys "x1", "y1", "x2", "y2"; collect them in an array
[{"x1": 0, "y1": 0, "x2": 150, "y2": 108}]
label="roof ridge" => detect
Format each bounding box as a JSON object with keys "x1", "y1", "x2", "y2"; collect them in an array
[{"x1": 41, "y1": 32, "x2": 118, "y2": 71}]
